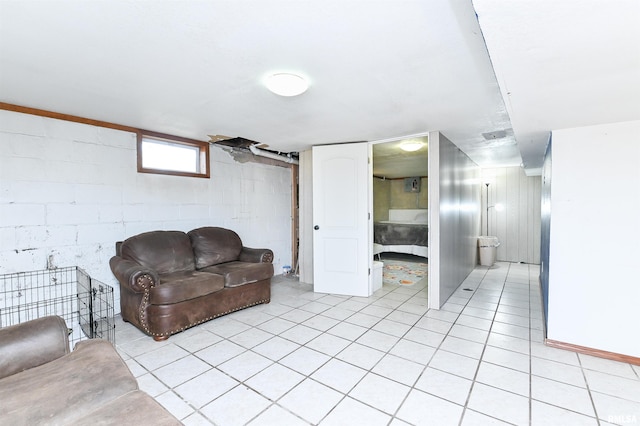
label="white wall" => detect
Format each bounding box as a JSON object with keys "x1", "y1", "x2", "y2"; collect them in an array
[
  {"x1": 429, "y1": 132, "x2": 481, "y2": 308},
  {"x1": 547, "y1": 120, "x2": 640, "y2": 357},
  {"x1": 481, "y1": 166, "x2": 541, "y2": 264},
  {"x1": 298, "y1": 150, "x2": 313, "y2": 283},
  {"x1": 0, "y1": 110, "x2": 293, "y2": 312}
]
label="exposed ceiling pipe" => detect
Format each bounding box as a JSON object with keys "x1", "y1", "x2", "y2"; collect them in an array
[{"x1": 249, "y1": 144, "x2": 299, "y2": 165}]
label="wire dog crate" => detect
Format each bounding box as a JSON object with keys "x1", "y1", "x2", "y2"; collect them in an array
[{"x1": 0, "y1": 266, "x2": 115, "y2": 347}]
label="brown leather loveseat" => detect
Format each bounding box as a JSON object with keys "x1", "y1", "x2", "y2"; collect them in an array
[
  {"x1": 110, "y1": 226, "x2": 274, "y2": 341},
  {"x1": 0, "y1": 316, "x2": 180, "y2": 425}
]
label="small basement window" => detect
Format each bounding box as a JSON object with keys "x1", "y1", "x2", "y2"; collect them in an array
[{"x1": 137, "y1": 131, "x2": 210, "y2": 178}]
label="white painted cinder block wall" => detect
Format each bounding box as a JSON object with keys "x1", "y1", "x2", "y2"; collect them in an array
[
  {"x1": 547, "y1": 120, "x2": 640, "y2": 358},
  {"x1": 0, "y1": 110, "x2": 293, "y2": 313}
]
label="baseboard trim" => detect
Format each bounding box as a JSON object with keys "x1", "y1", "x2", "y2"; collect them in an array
[{"x1": 545, "y1": 339, "x2": 640, "y2": 366}]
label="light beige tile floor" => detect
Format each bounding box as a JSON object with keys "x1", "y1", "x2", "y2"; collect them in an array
[{"x1": 114, "y1": 262, "x2": 640, "y2": 425}]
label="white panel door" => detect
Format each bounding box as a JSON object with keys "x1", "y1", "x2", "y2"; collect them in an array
[{"x1": 312, "y1": 143, "x2": 371, "y2": 297}]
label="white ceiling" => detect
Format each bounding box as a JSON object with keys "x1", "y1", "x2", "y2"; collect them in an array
[
  {"x1": 373, "y1": 137, "x2": 428, "y2": 179},
  {"x1": 474, "y1": 0, "x2": 640, "y2": 172},
  {"x1": 1, "y1": 1, "x2": 638, "y2": 175}
]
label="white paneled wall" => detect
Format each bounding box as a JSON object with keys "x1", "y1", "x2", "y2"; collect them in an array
[
  {"x1": 481, "y1": 167, "x2": 541, "y2": 264},
  {"x1": 0, "y1": 110, "x2": 293, "y2": 312}
]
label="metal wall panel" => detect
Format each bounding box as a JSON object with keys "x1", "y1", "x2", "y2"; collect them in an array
[{"x1": 429, "y1": 132, "x2": 481, "y2": 308}]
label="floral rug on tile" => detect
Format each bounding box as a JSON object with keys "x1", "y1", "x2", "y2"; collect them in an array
[{"x1": 382, "y1": 260, "x2": 427, "y2": 286}]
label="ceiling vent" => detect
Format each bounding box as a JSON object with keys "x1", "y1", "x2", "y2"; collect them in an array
[{"x1": 482, "y1": 130, "x2": 508, "y2": 140}]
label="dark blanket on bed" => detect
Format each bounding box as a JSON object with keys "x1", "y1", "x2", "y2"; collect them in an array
[{"x1": 374, "y1": 223, "x2": 428, "y2": 247}]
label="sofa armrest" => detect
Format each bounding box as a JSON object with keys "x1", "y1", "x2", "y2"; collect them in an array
[
  {"x1": 109, "y1": 256, "x2": 159, "y2": 292},
  {"x1": 0, "y1": 316, "x2": 70, "y2": 380},
  {"x1": 239, "y1": 247, "x2": 274, "y2": 264}
]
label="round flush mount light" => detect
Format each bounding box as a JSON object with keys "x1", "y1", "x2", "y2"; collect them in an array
[
  {"x1": 400, "y1": 141, "x2": 424, "y2": 152},
  {"x1": 266, "y1": 73, "x2": 309, "y2": 97}
]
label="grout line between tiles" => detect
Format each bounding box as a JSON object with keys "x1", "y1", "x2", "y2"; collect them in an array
[{"x1": 115, "y1": 262, "x2": 639, "y2": 425}]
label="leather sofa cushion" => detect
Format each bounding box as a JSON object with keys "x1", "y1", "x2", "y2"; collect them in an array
[
  {"x1": 68, "y1": 390, "x2": 181, "y2": 426},
  {"x1": 150, "y1": 271, "x2": 225, "y2": 305},
  {"x1": 0, "y1": 339, "x2": 137, "y2": 425},
  {"x1": 121, "y1": 230, "x2": 195, "y2": 274},
  {"x1": 0, "y1": 315, "x2": 70, "y2": 379},
  {"x1": 200, "y1": 261, "x2": 274, "y2": 287},
  {"x1": 188, "y1": 227, "x2": 243, "y2": 268}
]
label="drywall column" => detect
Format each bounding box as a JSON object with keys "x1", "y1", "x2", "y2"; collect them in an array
[
  {"x1": 546, "y1": 120, "x2": 640, "y2": 358},
  {"x1": 540, "y1": 139, "x2": 552, "y2": 326},
  {"x1": 298, "y1": 150, "x2": 314, "y2": 283}
]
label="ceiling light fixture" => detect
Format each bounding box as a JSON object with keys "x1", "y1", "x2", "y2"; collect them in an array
[
  {"x1": 266, "y1": 73, "x2": 309, "y2": 97},
  {"x1": 400, "y1": 141, "x2": 424, "y2": 152}
]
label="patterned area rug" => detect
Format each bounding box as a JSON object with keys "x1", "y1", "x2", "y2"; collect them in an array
[{"x1": 383, "y1": 259, "x2": 428, "y2": 286}]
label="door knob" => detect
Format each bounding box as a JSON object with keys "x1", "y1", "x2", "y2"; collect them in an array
[{"x1": 314, "y1": 225, "x2": 320, "y2": 230}]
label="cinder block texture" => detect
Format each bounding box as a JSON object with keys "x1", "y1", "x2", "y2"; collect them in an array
[{"x1": 0, "y1": 110, "x2": 292, "y2": 311}]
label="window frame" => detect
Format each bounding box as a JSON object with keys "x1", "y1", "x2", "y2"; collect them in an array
[{"x1": 137, "y1": 130, "x2": 210, "y2": 178}]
